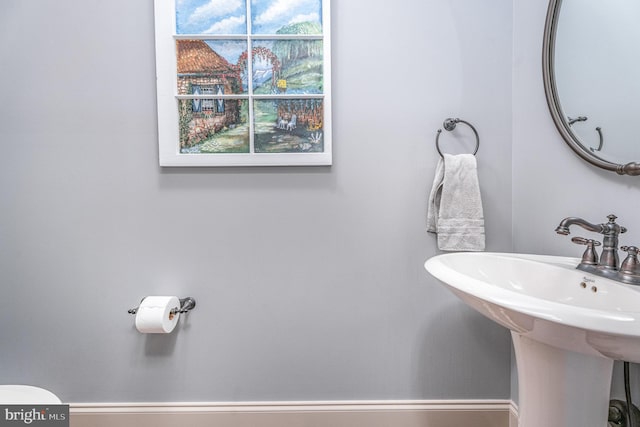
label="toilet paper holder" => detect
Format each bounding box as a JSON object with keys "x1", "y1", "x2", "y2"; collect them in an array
[{"x1": 128, "y1": 297, "x2": 196, "y2": 315}]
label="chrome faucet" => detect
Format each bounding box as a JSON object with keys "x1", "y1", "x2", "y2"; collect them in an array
[
  {"x1": 555, "y1": 214, "x2": 640, "y2": 285},
  {"x1": 555, "y1": 214, "x2": 626, "y2": 270}
]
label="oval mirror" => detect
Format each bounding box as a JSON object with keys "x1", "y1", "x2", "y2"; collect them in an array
[{"x1": 543, "y1": 0, "x2": 640, "y2": 175}]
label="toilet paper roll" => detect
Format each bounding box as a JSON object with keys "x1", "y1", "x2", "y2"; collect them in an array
[{"x1": 135, "y1": 296, "x2": 180, "y2": 333}]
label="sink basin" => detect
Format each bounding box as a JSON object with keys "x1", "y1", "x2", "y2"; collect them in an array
[
  {"x1": 425, "y1": 252, "x2": 640, "y2": 361},
  {"x1": 424, "y1": 252, "x2": 640, "y2": 427}
]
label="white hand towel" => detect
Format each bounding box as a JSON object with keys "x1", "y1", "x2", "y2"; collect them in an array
[
  {"x1": 427, "y1": 153, "x2": 485, "y2": 251},
  {"x1": 426, "y1": 157, "x2": 444, "y2": 234}
]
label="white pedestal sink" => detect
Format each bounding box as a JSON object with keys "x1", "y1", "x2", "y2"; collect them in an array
[{"x1": 425, "y1": 252, "x2": 640, "y2": 427}]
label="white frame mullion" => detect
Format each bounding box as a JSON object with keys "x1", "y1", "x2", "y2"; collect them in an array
[{"x1": 246, "y1": 0, "x2": 255, "y2": 154}]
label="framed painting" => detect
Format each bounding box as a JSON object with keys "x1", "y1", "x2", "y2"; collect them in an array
[{"x1": 154, "y1": 0, "x2": 332, "y2": 166}]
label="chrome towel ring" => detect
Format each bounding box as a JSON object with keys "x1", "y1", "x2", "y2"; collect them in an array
[{"x1": 435, "y1": 118, "x2": 480, "y2": 158}]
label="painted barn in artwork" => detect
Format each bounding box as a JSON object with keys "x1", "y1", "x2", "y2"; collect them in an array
[{"x1": 176, "y1": 40, "x2": 243, "y2": 147}]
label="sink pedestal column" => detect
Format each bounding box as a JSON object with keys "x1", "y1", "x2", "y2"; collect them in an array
[{"x1": 512, "y1": 332, "x2": 614, "y2": 427}]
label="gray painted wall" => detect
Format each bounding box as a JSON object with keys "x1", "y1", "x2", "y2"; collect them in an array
[
  {"x1": 0, "y1": 0, "x2": 513, "y2": 402},
  {"x1": 513, "y1": 1, "x2": 640, "y2": 404}
]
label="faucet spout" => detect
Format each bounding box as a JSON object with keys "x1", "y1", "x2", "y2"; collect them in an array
[{"x1": 554, "y1": 217, "x2": 605, "y2": 235}]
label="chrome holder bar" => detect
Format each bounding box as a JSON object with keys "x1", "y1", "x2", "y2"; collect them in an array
[{"x1": 128, "y1": 297, "x2": 196, "y2": 315}]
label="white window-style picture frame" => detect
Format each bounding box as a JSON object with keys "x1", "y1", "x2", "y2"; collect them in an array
[{"x1": 154, "y1": 0, "x2": 332, "y2": 166}]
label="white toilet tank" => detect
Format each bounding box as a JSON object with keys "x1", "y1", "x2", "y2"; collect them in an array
[{"x1": 0, "y1": 385, "x2": 61, "y2": 404}]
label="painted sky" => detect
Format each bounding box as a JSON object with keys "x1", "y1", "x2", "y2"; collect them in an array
[{"x1": 176, "y1": 0, "x2": 322, "y2": 34}]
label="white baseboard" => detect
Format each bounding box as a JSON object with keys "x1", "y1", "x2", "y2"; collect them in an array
[
  {"x1": 510, "y1": 401, "x2": 519, "y2": 427},
  {"x1": 70, "y1": 400, "x2": 517, "y2": 427}
]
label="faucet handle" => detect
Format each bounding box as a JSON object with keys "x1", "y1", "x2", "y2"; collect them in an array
[
  {"x1": 571, "y1": 237, "x2": 601, "y2": 265},
  {"x1": 620, "y1": 246, "x2": 640, "y2": 274}
]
